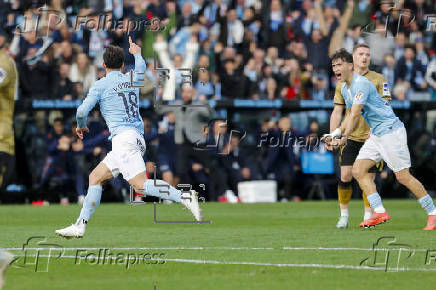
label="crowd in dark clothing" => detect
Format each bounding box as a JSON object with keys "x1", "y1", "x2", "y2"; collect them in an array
[
  {"x1": 0, "y1": 0, "x2": 434, "y2": 103},
  {"x1": 1, "y1": 0, "x2": 436, "y2": 203}
]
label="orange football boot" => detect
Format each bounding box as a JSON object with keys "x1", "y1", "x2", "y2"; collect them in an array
[
  {"x1": 360, "y1": 212, "x2": 390, "y2": 228},
  {"x1": 424, "y1": 215, "x2": 436, "y2": 230}
]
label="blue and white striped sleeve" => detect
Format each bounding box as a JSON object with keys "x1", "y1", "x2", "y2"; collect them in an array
[{"x1": 76, "y1": 84, "x2": 102, "y2": 128}]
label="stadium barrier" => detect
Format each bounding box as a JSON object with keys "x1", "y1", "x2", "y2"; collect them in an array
[{"x1": 32, "y1": 99, "x2": 422, "y2": 111}]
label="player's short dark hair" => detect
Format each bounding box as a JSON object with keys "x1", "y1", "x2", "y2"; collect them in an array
[
  {"x1": 352, "y1": 43, "x2": 370, "y2": 52},
  {"x1": 103, "y1": 45, "x2": 124, "y2": 69},
  {"x1": 331, "y1": 48, "x2": 353, "y2": 64}
]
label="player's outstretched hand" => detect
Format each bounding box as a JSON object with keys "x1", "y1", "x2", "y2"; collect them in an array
[
  {"x1": 321, "y1": 134, "x2": 333, "y2": 151},
  {"x1": 76, "y1": 127, "x2": 89, "y2": 140},
  {"x1": 129, "y1": 36, "x2": 141, "y2": 55}
]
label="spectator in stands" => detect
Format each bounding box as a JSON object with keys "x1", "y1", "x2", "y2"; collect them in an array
[
  {"x1": 193, "y1": 54, "x2": 211, "y2": 83},
  {"x1": 218, "y1": 134, "x2": 252, "y2": 195},
  {"x1": 157, "y1": 86, "x2": 215, "y2": 195},
  {"x1": 243, "y1": 58, "x2": 260, "y2": 98},
  {"x1": 304, "y1": 28, "x2": 331, "y2": 72},
  {"x1": 381, "y1": 54, "x2": 396, "y2": 91},
  {"x1": 218, "y1": 59, "x2": 247, "y2": 99},
  {"x1": 157, "y1": 112, "x2": 177, "y2": 187},
  {"x1": 286, "y1": 41, "x2": 307, "y2": 63},
  {"x1": 18, "y1": 49, "x2": 56, "y2": 100},
  {"x1": 195, "y1": 69, "x2": 216, "y2": 100},
  {"x1": 264, "y1": 116, "x2": 300, "y2": 202},
  {"x1": 3, "y1": 0, "x2": 436, "y2": 201},
  {"x1": 261, "y1": 0, "x2": 288, "y2": 51},
  {"x1": 53, "y1": 63, "x2": 74, "y2": 100},
  {"x1": 349, "y1": 0, "x2": 372, "y2": 28},
  {"x1": 154, "y1": 34, "x2": 199, "y2": 100},
  {"x1": 263, "y1": 77, "x2": 281, "y2": 100},
  {"x1": 311, "y1": 75, "x2": 328, "y2": 100},
  {"x1": 177, "y1": 1, "x2": 196, "y2": 30},
  {"x1": 170, "y1": 22, "x2": 202, "y2": 56},
  {"x1": 367, "y1": 21, "x2": 395, "y2": 70},
  {"x1": 415, "y1": 37, "x2": 429, "y2": 67},
  {"x1": 395, "y1": 44, "x2": 428, "y2": 98},
  {"x1": 329, "y1": 0, "x2": 354, "y2": 56},
  {"x1": 55, "y1": 41, "x2": 73, "y2": 64},
  {"x1": 203, "y1": 118, "x2": 230, "y2": 200},
  {"x1": 426, "y1": 56, "x2": 436, "y2": 100},
  {"x1": 218, "y1": 8, "x2": 244, "y2": 48},
  {"x1": 394, "y1": 32, "x2": 406, "y2": 61},
  {"x1": 291, "y1": 0, "x2": 316, "y2": 38},
  {"x1": 343, "y1": 25, "x2": 365, "y2": 54},
  {"x1": 39, "y1": 118, "x2": 71, "y2": 205},
  {"x1": 69, "y1": 53, "x2": 96, "y2": 94},
  {"x1": 281, "y1": 58, "x2": 311, "y2": 100},
  {"x1": 74, "y1": 82, "x2": 85, "y2": 100}
]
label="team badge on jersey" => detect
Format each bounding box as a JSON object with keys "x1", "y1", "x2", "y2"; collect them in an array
[
  {"x1": 382, "y1": 82, "x2": 391, "y2": 96},
  {"x1": 354, "y1": 93, "x2": 363, "y2": 101}
]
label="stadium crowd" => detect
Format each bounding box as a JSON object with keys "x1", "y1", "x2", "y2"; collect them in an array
[{"x1": 0, "y1": 0, "x2": 435, "y2": 204}]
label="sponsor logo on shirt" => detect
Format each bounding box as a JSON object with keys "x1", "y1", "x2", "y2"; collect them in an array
[
  {"x1": 382, "y1": 82, "x2": 391, "y2": 96},
  {"x1": 354, "y1": 93, "x2": 363, "y2": 101}
]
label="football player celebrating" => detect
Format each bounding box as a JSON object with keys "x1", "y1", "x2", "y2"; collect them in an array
[
  {"x1": 330, "y1": 49, "x2": 436, "y2": 230},
  {"x1": 56, "y1": 38, "x2": 202, "y2": 238},
  {"x1": 328, "y1": 44, "x2": 390, "y2": 228}
]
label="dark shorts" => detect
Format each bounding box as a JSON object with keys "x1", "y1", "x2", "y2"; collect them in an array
[
  {"x1": 0, "y1": 152, "x2": 15, "y2": 190},
  {"x1": 157, "y1": 154, "x2": 176, "y2": 173},
  {"x1": 340, "y1": 139, "x2": 382, "y2": 173}
]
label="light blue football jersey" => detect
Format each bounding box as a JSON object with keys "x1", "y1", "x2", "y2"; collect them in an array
[
  {"x1": 76, "y1": 53, "x2": 146, "y2": 139},
  {"x1": 340, "y1": 73, "x2": 403, "y2": 136}
]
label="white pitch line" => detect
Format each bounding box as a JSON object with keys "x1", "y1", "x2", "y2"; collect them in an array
[
  {"x1": 3, "y1": 246, "x2": 431, "y2": 252},
  {"x1": 165, "y1": 258, "x2": 436, "y2": 272},
  {"x1": 9, "y1": 254, "x2": 436, "y2": 272}
]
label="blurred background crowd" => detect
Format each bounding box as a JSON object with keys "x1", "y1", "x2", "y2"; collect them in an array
[{"x1": 0, "y1": 0, "x2": 435, "y2": 204}]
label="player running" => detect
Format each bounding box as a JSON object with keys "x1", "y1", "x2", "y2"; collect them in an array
[
  {"x1": 328, "y1": 49, "x2": 436, "y2": 230},
  {"x1": 328, "y1": 44, "x2": 391, "y2": 228},
  {"x1": 56, "y1": 38, "x2": 202, "y2": 238}
]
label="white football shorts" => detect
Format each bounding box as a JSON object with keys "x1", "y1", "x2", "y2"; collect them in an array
[
  {"x1": 356, "y1": 126, "x2": 411, "y2": 172},
  {"x1": 102, "y1": 129, "x2": 146, "y2": 181}
]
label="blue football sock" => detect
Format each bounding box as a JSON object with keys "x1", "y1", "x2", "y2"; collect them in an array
[
  {"x1": 144, "y1": 179, "x2": 181, "y2": 202},
  {"x1": 418, "y1": 195, "x2": 436, "y2": 215},
  {"x1": 366, "y1": 193, "x2": 386, "y2": 213},
  {"x1": 77, "y1": 185, "x2": 102, "y2": 223}
]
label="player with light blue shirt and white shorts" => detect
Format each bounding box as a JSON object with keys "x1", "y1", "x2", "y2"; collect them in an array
[
  {"x1": 56, "y1": 38, "x2": 202, "y2": 238},
  {"x1": 326, "y1": 49, "x2": 436, "y2": 230}
]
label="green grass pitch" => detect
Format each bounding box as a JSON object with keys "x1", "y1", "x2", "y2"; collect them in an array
[{"x1": 1, "y1": 200, "x2": 436, "y2": 290}]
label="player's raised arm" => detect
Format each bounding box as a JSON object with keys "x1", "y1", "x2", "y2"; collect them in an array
[{"x1": 129, "y1": 36, "x2": 146, "y2": 74}]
